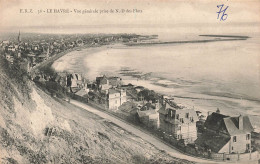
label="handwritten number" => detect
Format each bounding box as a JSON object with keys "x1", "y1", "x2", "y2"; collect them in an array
[{"x1": 217, "y1": 4, "x2": 229, "y2": 21}]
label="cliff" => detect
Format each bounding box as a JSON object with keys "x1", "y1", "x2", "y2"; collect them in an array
[{"x1": 0, "y1": 57, "x2": 192, "y2": 163}]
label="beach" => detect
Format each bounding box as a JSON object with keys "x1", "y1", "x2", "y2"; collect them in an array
[{"x1": 52, "y1": 37, "x2": 260, "y2": 131}]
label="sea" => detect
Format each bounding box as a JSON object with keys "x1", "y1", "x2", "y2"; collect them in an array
[{"x1": 52, "y1": 26, "x2": 260, "y2": 130}]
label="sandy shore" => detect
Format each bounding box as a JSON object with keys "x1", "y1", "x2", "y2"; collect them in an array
[
  {"x1": 51, "y1": 44, "x2": 260, "y2": 132},
  {"x1": 52, "y1": 45, "x2": 114, "y2": 74}
]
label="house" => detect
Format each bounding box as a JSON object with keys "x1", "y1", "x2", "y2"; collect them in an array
[
  {"x1": 73, "y1": 89, "x2": 89, "y2": 103},
  {"x1": 158, "y1": 98, "x2": 198, "y2": 144},
  {"x1": 195, "y1": 112, "x2": 254, "y2": 154},
  {"x1": 7, "y1": 45, "x2": 16, "y2": 52},
  {"x1": 96, "y1": 75, "x2": 122, "y2": 91},
  {"x1": 137, "y1": 102, "x2": 160, "y2": 129},
  {"x1": 67, "y1": 73, "x2": 83, "y2": 93},
  {"x1": 117, "y1": 101, "x2": 139, "y2": 121},
  {"x1": 108, "y1": 89, "x2": 127, "y2": 110},
  {"x1": 108, "y1": 76, "x2": 122, "y2": 88},
  {"x1": 96, "y1": 75, "x2": 111, "y2": 91}
]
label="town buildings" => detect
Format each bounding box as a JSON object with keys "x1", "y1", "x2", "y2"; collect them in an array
[
  {"x1": 158, "y1": 97, "x2": 198, "y2": 144},
  {"x1": 96, "y1": 75, "x2": 122, "y2": 92},
  {"x1": 108, "y1": 89, "x2": 127, "y2": 110},
  {"x1": 196, "y1": 111, "x2": 254, "y2": 154},
  {"x1": 96, "y1": 75, "x2": 111, "y2": 92},
  {"x1": 137, "y1": 102, "x2": 160, "y2": 129}
]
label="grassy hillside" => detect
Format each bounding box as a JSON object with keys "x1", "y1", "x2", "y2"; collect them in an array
[{"x1": 0, "y1": 57, "x2": 193, "y2": 163}]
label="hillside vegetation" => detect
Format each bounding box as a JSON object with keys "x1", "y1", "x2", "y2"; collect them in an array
[{"x1": 0, "y1": 57, "x2": 193, "y2": 163}]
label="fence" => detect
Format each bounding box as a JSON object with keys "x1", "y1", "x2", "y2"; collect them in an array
[{"x1": 211, "y1": 151, "x2": 259, "y2": 161}]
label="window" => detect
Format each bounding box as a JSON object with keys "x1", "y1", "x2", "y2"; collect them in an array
[
  {"x1": 177, "y1": 135, "x2": 182, "y2": 139},
  {"x1": 178, "y1": 126, "x2": 181, "y2": 131},
  {"x1": 246, "y1": 134, "x2": 250, "y2": 140},
  {"x1": 185, "y1": 113, "x2": 189, "y2": 118},
  {"x1": 176, "y1": 114, "x2": 179, "y2": 119},
  {"x1": 233, "y1": 136, "x2": 237, "y2": 142},
  {"x1": 180, "y1": 118, "x2": 184, "y2": 123}
]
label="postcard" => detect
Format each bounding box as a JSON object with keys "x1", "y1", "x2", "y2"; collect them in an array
[{"x1": 0, "y1": 0, "x2": 260, "y2": 163}]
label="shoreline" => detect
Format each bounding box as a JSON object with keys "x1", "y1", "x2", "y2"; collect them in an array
[
  {"x1": 32, "y1": 44, "x2": 102, "y2": 73},
  {"x1": 51, "y1": 44, "x2": 124, "y2": 75},
  {"x1": 125, "y1": 37, "x2": 248, "y2": 47},
  {"x1": 50, "y1": 42, "x2": 260, "y2": 131}
]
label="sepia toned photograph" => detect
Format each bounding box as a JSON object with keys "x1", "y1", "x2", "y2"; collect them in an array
[{"x1": 0, "y1": 0, "x2": 260, "y2": 163}]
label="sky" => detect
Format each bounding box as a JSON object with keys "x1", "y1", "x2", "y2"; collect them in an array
[{"x1": 0, "y1": 0, "x2": 259, "y2": 34}]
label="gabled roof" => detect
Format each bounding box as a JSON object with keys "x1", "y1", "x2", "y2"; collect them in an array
[
  {"x1": 205, "y1": 112, "x2": 254, "y2": 135},
  {"x1": 75, "y1": 89, "x2": 88, "y2": 97},
  {"x1": 158, "y1": 100, "x2": 178, "y2": 115},
  {"x1": 224, "y1": 116, "x2": 254, "y2": 135},
  {"x1": 96, "y1": 75, "x2": 108, "y2": 83}
]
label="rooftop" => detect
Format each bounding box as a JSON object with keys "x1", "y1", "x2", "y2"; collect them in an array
[{"x1": 205, "y1": 112, "x2": 254, "y2": 135}]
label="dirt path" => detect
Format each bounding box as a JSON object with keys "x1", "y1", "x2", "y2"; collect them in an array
[{"x1": 70, "y1": 100, "x2": 224, "y2": 164}]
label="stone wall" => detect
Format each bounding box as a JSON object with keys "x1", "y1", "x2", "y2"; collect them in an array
[{"x1": 211, "y1": 151, "x2": 259, "y2": 161}]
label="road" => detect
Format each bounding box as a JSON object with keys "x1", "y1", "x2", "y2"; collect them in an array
[{"x1": 70, "y1": 100, "x2": 223, "y2": 164}]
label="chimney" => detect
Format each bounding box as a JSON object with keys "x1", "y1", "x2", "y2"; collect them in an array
[
  {"x1": 239, "y1": 115, "x2": 243, "y2": 130},
  {"x1": 160, "y1": 95, "x2": 165, "y2": 105}
]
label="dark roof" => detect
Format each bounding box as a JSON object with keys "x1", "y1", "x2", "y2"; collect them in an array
[
  {"x1": 204, "y1": 112, "x2": 229, "y2": 132},
  {"x1": 140, "y1": 103, "x2": 155, "y2": 111},
  {"x1": 120, "y1": 84, "x2": 134, "y2": 89},
  {"x1": 195, "y1": 132, "x2": 230, "y2": 153},
  {"x1": 96, "y1": 75, "x2": 107, "y2": 83},
  {"x1": 135, "y1": 86, "x2": 145, "y2": 89},
  {"x1": 118, "y1": 101, "x2": 136, "y2": 113},
  {"x1": 205, "y1": 112, "x2": 254, "y2": 135}
]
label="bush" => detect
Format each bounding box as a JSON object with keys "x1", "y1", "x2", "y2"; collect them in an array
[{"x1": 138, "y1": 89, "x2": 159, "y2": 103}]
